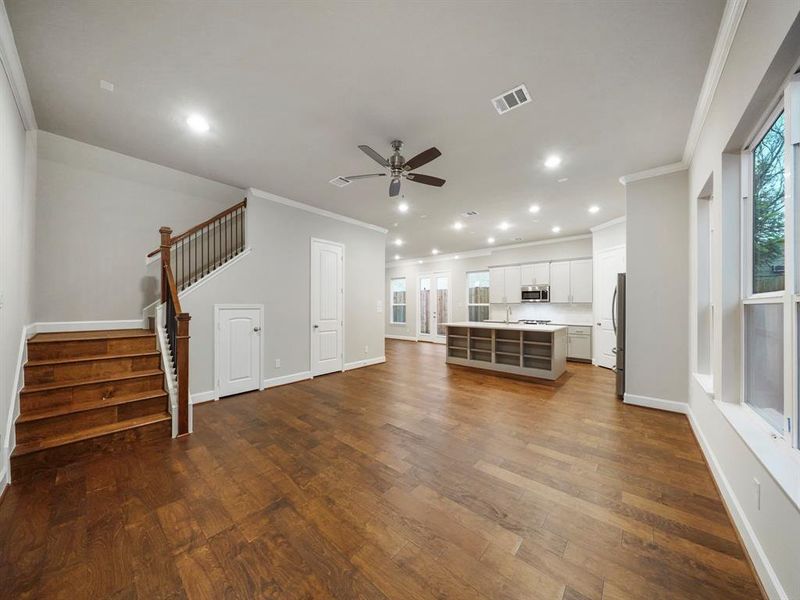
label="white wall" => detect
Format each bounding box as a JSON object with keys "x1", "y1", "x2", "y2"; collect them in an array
[
  {"x1": 685, "y1": 3, "x2": 800, "y2": 599},
  {"x1": 385, "y1": 235, "x2": 594, "y2": 338},
  {"x1": 34, "y1": 131, "x2": 244, "y2": 322},
  {"x1": 181, "y1": 189, "x2": 386, "y2": 394},
  {"x1": 625, "y1": 169, "x2": 689, "y2": 407},
  {"x1": 591, "y1": 218, "x2": 626, "y2": 254},
  {"x1": 0, "y1": 61, "x2": 36, "y2": 485}
]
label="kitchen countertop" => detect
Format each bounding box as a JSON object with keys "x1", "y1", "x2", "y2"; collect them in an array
[{"x1": 443, "y1": 321, "x2": 567, "y2": 333}]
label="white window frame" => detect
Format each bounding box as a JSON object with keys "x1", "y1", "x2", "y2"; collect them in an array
[
  {"x1": 740, "y1": 76, "x2": 798, "y2": 448},
  {"x1": 466, "y1": 270, "x2": 490, "y2": 322},
  {"x1": 390, "y1": 277, "x2": 407, "y2": 325}
]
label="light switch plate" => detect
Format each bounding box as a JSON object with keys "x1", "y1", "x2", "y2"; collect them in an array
[{"x1": 377, "y1": 300, "x2": 383, "y2": 313}]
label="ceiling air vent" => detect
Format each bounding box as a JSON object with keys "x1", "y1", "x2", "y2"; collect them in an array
[
  {"x1": 329, "y1": 176, "x2": 352, "y2": 188},
  {"x1": 461, "y1": 210, "x2": 479, "y2": 217},
  {"x1": 491, "y1": 84, "x2": 531, "y2": 115}
]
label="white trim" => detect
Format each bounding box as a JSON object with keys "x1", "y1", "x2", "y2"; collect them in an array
[
  {"x1": 687, "y1": 408, "x2": 788, "y2": 600},
  {"x1": 214, "y1": 304, "x2": 265, "y2": 400},
  {"x1": 693, "y1": 372, "x2": 715, "y2": 397},
  {"x1": 385, "y1": 334, "x2": 418, "y2": 342},
  {"x1": 682, "y1": 0, "x2": 748, "y2": 164},
  {"x1": 264, "y1": 371, "x2": 312, "y2": 388},
  {"x1": 190, "y1": 390, "x2": 216, "y2": 405},
  {"x1": 247, "y1": 187, "x2": 388, "y2": 234},
  {"x1": 623, "y1": 392, "x2": 689, "y2": 414},
  {"x1": 590, "y1": 216, "x2": 626, "y2": 233},
  {"x1": 0, "y1": 1, "x2": 36, "y2": 130},
  {"x1": 389, "y1": 234, "x2": 593, "y2": 268},
  {"x1": 618, "y1": 162, "x2": 687, "y2": 186},
  {"x1": 154, "y1": 304, "x2": 180, "y2": 437},
  {"x1": 2, "y1": 325, "x2": 28, "y2": 485},
  {"x1": 30, "y1": 319, "x2": 147, "y2": 334},
  {"x1": 344, "y1": 356, "x2": 386, "y2": 371}
]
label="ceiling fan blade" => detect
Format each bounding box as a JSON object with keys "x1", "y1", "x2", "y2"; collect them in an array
[
  {"x1": 358, "y1": 145, "x2": 389, "y2": 167},
  {"x1": 345, "y1": 173, "x2": 387, "y2": 180},
  {"x1": 389, "y1": 178, "x2": 401, "y2": 197},
  {"x1": 403, "y1": 147, "x2": 441, "y2": 171},
  {"x1": 406, "y1": 173, "x2": 446, "y2": 187}
]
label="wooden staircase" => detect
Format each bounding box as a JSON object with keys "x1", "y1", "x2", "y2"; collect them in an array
[{"x1": 10, "y1": 329, "x2": 171, "y2": 479}]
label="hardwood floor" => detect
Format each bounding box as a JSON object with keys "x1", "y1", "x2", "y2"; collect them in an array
[{"x1": 0, "y1": 339, "x2": 762, "y2": 599}]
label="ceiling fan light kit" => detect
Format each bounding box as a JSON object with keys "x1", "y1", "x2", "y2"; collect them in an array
[{"x1": 345, "y1": 140, "x2": 446, "y2": 197}]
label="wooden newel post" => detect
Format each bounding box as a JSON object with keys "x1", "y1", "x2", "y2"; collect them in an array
[
  {"x1": 159, "y1": 227, "x2": 173, "y2": 303},
  {"x1": 176, "y1": 312, "x2": 191, "y2": 436}
]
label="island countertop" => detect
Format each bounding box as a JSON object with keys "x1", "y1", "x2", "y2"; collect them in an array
[{"x1": 442, "y1": 322, "x2": 567, "y2": 333}]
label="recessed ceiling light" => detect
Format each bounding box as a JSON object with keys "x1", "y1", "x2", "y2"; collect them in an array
[
  {"x1": 557, "y1": 177, "x2": 569, "y2": 183},
  {"x1": 454, "y1": 255, "x2": 460, "y2": 260},
  {"x1": 398, "y1": 201, "x2": 409, "y2": 213},
  {"x1": 186, "y1": 113, "x2": 210, "y2": 133},
  {"x1": 417, "y1": 260, "x2": 423, "y2": 264},
  {"x1": 588, "y1": 205, "x2": 600, "y2": 214},
  {"x1": 453, "y1": 221, "x2": 464, "y2": 230},
  {"x1": 498, "y1": 221, "x2": 510, "y2": 231},
  {"x1": 487, "y1": 237, "x2": 495, "y2": 244},
  {"x1": 432, "y1": 248, "x2": 439, "y2": 255},
  {"x1": 99, "y1": 79, "x2": 114, "y2": 92},
  {"x1": 394, "y1": 254, "x2": 400, "y2": 260},
  {"x1": 394, "y1": 238, "x2": 403, "y2": 246},
  {"x1": 544, "y1": 154, "x2": 562, "y2": 169},
  {"x1": 551, "y1": 226, "x2": 561, "y2": 233},
  {"x1": 528, "y1": 205, "x2": 540, "y2": 214}
]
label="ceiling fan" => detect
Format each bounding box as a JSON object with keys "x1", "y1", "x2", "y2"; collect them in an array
[{"x1": 346, "y1": 140, "x2": 445, "y2": 197}]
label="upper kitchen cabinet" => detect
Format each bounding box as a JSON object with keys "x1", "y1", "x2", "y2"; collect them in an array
[
  {"x1": 520, "y1": 262, "x2": 550, "y2": 286},
  {"x1": 550, "y1": 259, "x2": 592, "y2": 303},
  {"x1": 489, "y1": 266, "x2": 521, "y2": 303}
]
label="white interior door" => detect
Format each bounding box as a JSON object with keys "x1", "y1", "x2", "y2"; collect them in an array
[
  {"x1": 311, "y1": 239, "x2": 343, "y2": 376},
  {"x1": 217, "y1": 306, "x2": 262, "y2": 397},
  {"x1": 595, "y1": 246, "x2": 626, "y2": 369},
  {"x1": 418, "y1": 273, "x2": 450, "y2": 343}
]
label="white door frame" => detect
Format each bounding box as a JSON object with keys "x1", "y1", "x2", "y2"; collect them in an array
[
  {"x1": 310, "y1": 238, "x2": 345, "y2": 374},
  {"x1": 213, "y1": 304, "x2": 265, "y2": 401},
  {"x1": 417, "y1": 271, "x2": 451, "y2": 344},
  {"x1": 593, "y1": 244, "x2": 625, "y2": 368}
]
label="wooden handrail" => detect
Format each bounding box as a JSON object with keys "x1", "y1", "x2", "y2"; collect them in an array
[{"x1": 147, "y1": 199, "x2": 247, "y2": 257}]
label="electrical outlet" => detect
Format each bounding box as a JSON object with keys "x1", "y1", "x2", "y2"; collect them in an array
[
  {"x1": 274, "y1": 359, "x2": 281, "y2": 369},
  {"x1": 364, "y1": 345, "x2": 369, "y2": 355},
  {"x1": 754, "y1": 478, "x2": 761, "y2": 510}
]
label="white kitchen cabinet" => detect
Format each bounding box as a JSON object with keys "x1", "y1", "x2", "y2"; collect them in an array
[
  {"x1": 520, "y1": 263, "x2": 550, "y2": 286},
  {"x1": 570, "y1": 259, "x2": 593, "y2": 303},
  {"x1": 567, "y1": 326, "x2": 592, "y2": 361},
  {"x1": 550, "y1": 259, "x2": 593, "y2": 303},
  {"x1": 489, "y1": 266, "x2": 521, "y2": 303},
  {"x1": 549, "y1": 261, "x2": 571, "y2": 303}
]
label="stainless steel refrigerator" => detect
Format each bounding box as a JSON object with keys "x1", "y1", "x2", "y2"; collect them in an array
[{"x1": 614, "y1": 273, "x2": 626, "y2": 398}]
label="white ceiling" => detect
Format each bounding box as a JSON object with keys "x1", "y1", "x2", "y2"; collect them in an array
[{"x1": 7, "y1": 0, "x2": 724, "y2": 260}]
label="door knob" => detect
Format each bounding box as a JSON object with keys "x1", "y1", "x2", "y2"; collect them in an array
[
  {"x1": 313, "y1": 324, "x2": 319, "y2": 329},
  {"x1": 253, "y1": 326, "x2": 261, "y2": 332}
]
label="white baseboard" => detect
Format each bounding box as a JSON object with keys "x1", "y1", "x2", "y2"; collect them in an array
[
  {"x1": 264, "y1": 371, "x2": 312, "y2": 389},
  {"x1": 385, "y1": 334, "x2": 417, "y2": 342},
  {"x1": 623, "y1": 393, "x2": 689, "y2": 414},
  {"x1": 344, "y1": 356, "x2": 386, "y2": 371},
  {"x1": 30, "y1": 319, "x2": 147, "y2": 334},
  {"x1": 191, "y1": 390, "x2": 216, "y2": 405},
  {"x1": 687, "y1": 409, "x2": 786, "y2": 600}
]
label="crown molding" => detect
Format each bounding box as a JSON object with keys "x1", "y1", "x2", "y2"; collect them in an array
[
  {"x1": 387, "y1": 233, "x2": 592, "y2": 268},
  {"x1": 618, "y1": 161, "x2": 687, "y2": 186},
  {"x1": 682, "y1": 0, "x2": 747, "y2": 164},
  {"x1": 0, "y1": 1, "x2": 36, "y2": 130},
  {"x1": 590, "y1": 216, "x2": 626, "y2": 233},
  {"x1": 246, "y1": 187, "x2": 388, "y2": 234}
]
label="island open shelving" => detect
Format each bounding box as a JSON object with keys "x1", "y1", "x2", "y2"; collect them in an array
[{"x1": 444, "y1": 322, "x2": 567, "y2": 380}]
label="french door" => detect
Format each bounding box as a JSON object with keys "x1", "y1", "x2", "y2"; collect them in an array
[{"x1": 418, "y1": 272, "x2": 450, "y2": 343}]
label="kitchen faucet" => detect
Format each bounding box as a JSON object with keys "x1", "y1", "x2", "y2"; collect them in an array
[{"x1": 505, "y1": 305, "x2": 512, "y2": 324}]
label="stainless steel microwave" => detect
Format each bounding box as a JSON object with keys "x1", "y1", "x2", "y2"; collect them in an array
[{"x1": 521, "y1": 285, "x2": 549, "y2": 303}]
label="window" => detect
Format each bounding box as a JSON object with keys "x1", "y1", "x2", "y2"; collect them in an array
[
  {"x1": 467, "y1": 271, "x2": 490, "y2": 322},
  {"x1": 744, "y1": 303, "x2": 784, "y2": 431},
  {"x1": 696, "y1": 190, "x2": 713, "y2": 378},
  {"x1": 390, "y1": 278, "x2": 406, "y2": 324},
  {"x1": 752, "y1": 112, "x2": 785, "y2": 294}
]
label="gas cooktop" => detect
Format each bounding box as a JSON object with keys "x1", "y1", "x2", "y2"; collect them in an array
[{"x1": 521, "y1": 319, "x2": 552, "y2": 325}]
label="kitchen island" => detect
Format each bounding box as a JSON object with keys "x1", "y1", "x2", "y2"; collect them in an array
[{"x1": 443, "y1": 322, "x2": 567, "y2": 381}]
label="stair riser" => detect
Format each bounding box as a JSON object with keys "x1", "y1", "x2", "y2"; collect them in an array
[
  {"x1": 21, "y1": 374, "x2": 165, "y2": 413},
  {"x1": 16, "y1": 396, "x2": 169, "y2": 444},
  {"x1": 10, "y1": 419, "x2": 171, "y2": 482},
  {"x1": 27, "y1": 336, "x2": 157, "y2": 361},
  {"x1": 25, "y1": 355, "x2": 160, "y2": 385}
]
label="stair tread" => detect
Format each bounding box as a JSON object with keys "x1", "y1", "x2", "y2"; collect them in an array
[
  {"x1": 18, "y1": 390, "x2": 168, "y2": 423},
  {"x1": 12, "y1": 412, "x2": 171, "y2": 456},
  {"x1": 21, "y1": 369, "x2": 164, "y2": 394},
  {"x1": 29, "y1": 329, "x2": 155, "y2": 344},
  {"x1": 26, "y1": 351, "x2": 160, "y2": 367}
]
